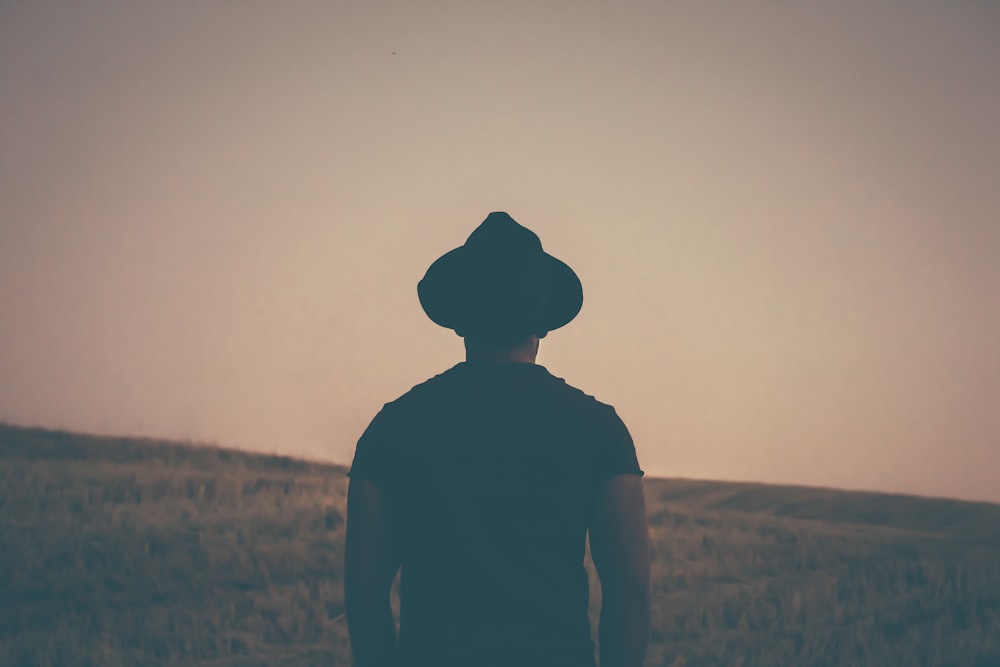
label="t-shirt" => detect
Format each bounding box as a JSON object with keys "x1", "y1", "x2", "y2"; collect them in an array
[{"x1": 348, "y1": 361, "x2": 643, "y2": 667}]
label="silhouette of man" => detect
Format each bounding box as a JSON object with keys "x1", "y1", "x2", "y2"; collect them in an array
[{"x1": 345, "y1": 212, "x2": 650, "y2": 667}]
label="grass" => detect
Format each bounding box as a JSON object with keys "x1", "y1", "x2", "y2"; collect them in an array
[{"x1": 2, "y1": 422, "x2": 999, "y2": 666}]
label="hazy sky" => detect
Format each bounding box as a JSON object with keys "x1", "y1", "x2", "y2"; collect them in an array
[{"x1": 2, "y1": 0, "x2": 998, "y2": 503}]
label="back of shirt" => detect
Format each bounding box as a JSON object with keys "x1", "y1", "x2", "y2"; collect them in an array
[{"x1": 348, "y1": 361, "x2": 642, "y2": 667}]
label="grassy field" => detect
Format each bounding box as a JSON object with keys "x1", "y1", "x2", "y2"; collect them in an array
[{"x1": 2, "y1": 423, "x2": 999, "y2": 666}]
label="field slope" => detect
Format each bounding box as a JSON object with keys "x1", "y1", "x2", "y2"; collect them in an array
[{"x1": 2, "y1": 423, "x2": 998, "y2": 666}]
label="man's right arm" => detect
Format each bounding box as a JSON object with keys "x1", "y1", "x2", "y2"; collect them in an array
[
  {"x1": 590, "y1": 473, "x2": 651, "y2": 667},
  {"x1": 345, "y1": 477, "x2": 400, "y2": 667}
]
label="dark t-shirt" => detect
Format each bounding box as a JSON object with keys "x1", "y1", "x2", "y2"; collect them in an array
[{"x1": 348, "y1": 361, "x2": 642, "y2": 667}]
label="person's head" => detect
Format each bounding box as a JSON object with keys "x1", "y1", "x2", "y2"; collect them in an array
[{"x1": 417, "y1": 212, "x2": 582, "y2": 360}]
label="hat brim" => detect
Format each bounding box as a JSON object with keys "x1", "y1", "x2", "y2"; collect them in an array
[{"x1": 418, "y1": 246, "x2": 583, "y2": 335}]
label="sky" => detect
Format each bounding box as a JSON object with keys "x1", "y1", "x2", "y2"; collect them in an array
[{"x1": 1, "y1": 0, "x2": 998, "y2": 503}]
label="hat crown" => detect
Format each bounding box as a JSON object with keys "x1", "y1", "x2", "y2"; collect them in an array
[{"x1": 464, "y1": 212, "x2": 543, "y2": 258}]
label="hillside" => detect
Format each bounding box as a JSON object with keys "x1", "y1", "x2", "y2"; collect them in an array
[{"x1": 2, "y1": 423, "x2": 998, "y2": 666}]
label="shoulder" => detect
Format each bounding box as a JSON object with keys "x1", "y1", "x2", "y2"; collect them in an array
[
  {"x1": 538, "y1": 367, "x2": 628, "y2": 427},
  {"x1": 369, "y1": 364, "x2": 463, "y2": 418},
  {"x1": 539, "y1": 366, "x2": 615, "y2": 408}
]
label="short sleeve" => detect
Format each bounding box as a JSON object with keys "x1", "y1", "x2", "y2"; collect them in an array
[
  {"x1": 348, "y1": 403, "x2": 404, "y2": 485},
  {"x1": 593, "y1": 406, "x2": 644, "y2": 479}
]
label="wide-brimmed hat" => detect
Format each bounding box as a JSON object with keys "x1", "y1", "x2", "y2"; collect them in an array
[{"x1": 418, "y1": 212, "x2": 583, "y2": 337}]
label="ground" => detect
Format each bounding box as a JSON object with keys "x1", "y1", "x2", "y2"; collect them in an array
[{"x1": 1, "y1": 423, "x2": 998, "y2": 666}]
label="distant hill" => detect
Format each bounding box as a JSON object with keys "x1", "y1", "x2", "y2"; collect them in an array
[
  {"x1": 655, "y1": 477, "x2": 1000, "y2": 546},
  {"x1": 2, "y1": 423, "x2": 998, "y2": 666}
]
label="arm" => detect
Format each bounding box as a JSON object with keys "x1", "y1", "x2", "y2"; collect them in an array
[
  {"x1": 590, "y1": 474, "x2": 651, "y2": 667},
  {"x1": 345, "y1": 477, "x2": 400, "y2": 667}
]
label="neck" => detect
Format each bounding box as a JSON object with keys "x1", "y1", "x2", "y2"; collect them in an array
[{"x1": 464, "y1": 335, "x2": 539, "y2": 364}]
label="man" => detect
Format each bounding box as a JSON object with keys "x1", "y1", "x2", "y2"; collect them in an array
[{"x1": 345, "y1": 212, "x2": 650, "y2": 667}]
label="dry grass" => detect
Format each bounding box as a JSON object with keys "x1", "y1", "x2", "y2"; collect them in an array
[{"x1": 2, "y1": 423, "x2": 999, "y2": 666}]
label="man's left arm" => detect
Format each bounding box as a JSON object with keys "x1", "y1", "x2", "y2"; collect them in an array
[{"x1": 345, "y1": 477, "x2": 400, "y2": 667}]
